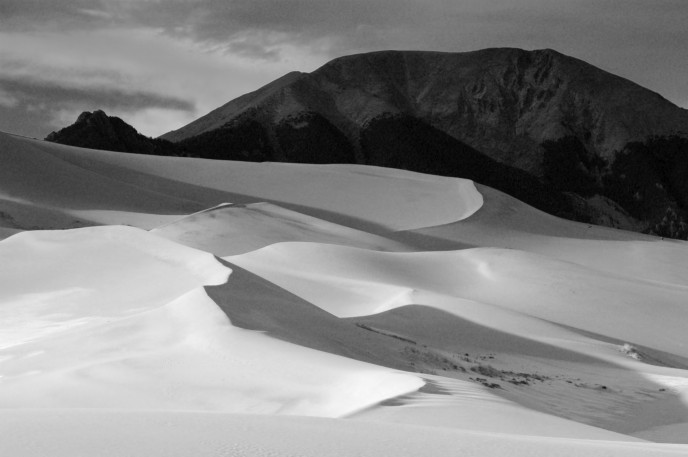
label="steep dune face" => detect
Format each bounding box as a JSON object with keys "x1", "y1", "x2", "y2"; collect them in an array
[
  {"x1": 1, "y1": 132, "x2": 481, "y2": 233},
  {"x1": 227, "y1": 242, "x2": 688, "y2": 357},
  {"x1": 227, "y1": 241, "x2": 688, "y2": 435},
  {"x1": 0, "y1": 132, "x2": 202, "y2": 230},
  {"x1": 30, "y1": 134, "x2": 484, "y2": 232},
  {"x1": 0, "y1": 227, "x2": 421, "y2": 416}
]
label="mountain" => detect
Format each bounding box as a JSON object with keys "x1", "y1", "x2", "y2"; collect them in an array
[
  {"x1": 46, "y1": 49, "x2": 688, "y2": 238},
  {"x1": 46, "y1": 110, "x2": 177, "y2": 156},
  {"x1": 159, "y1": 48, "x2": 688, "y2": 237},
  {"x1": 162, "y1": 48, "x2": 688, "y2": 170}
]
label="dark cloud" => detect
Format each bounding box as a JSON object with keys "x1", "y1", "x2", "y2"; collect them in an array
[
  {"x1": 4, "y1": 1, "x2": 687, "y2": 70},
  {"x1": 2, "y1": 0, "x2": 687, "y2": 54},
  {"x1": 131, "y1": 0, "x2": 687, "y2": 108},
  {"x1": 100, "y1": 0, "x2": 433, "y2": 59},
  {"x1": 0, "y1": 0, "x2": 113, "y2": 30},
  {"x1": 132, "y1": 0, "x2": 427, "y2": 35}
]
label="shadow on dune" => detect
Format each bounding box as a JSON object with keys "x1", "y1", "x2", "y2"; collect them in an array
[
  {"x1": 206, "y1": 260, "x2": 688, "y2": 437},
  {"x1": 33, "y1": 138, "x2": 412, "y2": 237},
  {"x1": 205, "y1": 261, "x2": 416, "y2": 370},
  {"x1": 0, "y1": 134, "x2": 202, "y2": 217},
  {"x1": 408, "y1": 184, "x2": 654, "y2": 246},
  {"x1": 0, "y1": 198, "x2": 100, "y2": 231},
  {"x1": 552, "y1": 322, "x2": 688, "y2": 370}
]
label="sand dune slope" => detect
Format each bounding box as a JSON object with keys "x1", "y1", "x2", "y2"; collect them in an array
[
  {"x1": 1, "y1": 132, "x2": 483, "y2": 236},
  {"x1": 228, "y1": 242, "x2": 688, "y2": 437},
  {"x1": 4, "y1": 411, "x2": 688, "y2": 457},
  {"x1": 0, "y1": 133, "x2": 200, "y2": 229},
  {"x1": 0, "y1": 227, "x2": 422, "y2": 416},
  {"x1": 152, "y1": 202, "x2": 407, "y2": 256},
  {"x1": 228, "y1": 242, "x2": 688, "y2": 356},
  {"x1": 2, "y1": 133, "x2": 688, "y2": 454},
  {"x1": 26, "y1": 133, "x2": 483, "y2": 231},
  {"x1": 407, "y1": 184, "x2": 688, "y2": 287}
]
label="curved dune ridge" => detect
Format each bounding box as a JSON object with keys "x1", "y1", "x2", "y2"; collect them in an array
[
  {"x1": 0, "y1": 226, "x2": 422, "y2": 416},
  {"x1": 1, "y1": 132, "x2": 483, "y2": 232},
  {"x1": 227, "y1": 242, "x2": 688, "y2": 356},
  {"x1": 151, "y1": 202, "x2": 408, "y2": 256},
  {"x1": 2, "y1": 133, "x2": 688, "y2": 455}
]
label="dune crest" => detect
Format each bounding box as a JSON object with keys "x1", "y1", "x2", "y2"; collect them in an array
[{"x1": 1, "y1": 133, "x2": 688, "y2": 454}]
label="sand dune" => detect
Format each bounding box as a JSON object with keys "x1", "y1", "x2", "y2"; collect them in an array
[
  {"x1": 228, "y1": 242, "x2": 688, "y2": 356},
  {"x1": 0, "y1": 133, "x2": 198, "y2": 229},
  {"x1": 28, "y1": 133, "x2": 483, "y2": 231},
  {"x1": 1, "y1": 134, "x2": 687, "y2": 455},
  {"x1": 5, "y1": 411, "x2": 688, "y2": 457},
  {"x1": 407, "y1": 184, "x2": 688, "y2": 287},
  {"x1": 227, "y1": 242, "x2": 688, "y2": 435},
  {"x1": 0, "y1": 227, "x2": 420, "y2": 416},
  {"x1": 152, "y1": 202, "x2": 407, "y2": 256}
]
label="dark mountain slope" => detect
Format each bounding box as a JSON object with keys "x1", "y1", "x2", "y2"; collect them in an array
[
  {"x1": 157, "y1": 48, "x2": 688, "y2": 236},
  {"x1": 47, "y1": 49, "x2": 688, "y2": 237},
  {"x1": 161, "y1": 48, "x2": 688, "y2": 175},
  {"x1": 46, "y1": 110, "x2": 177, "y2": 156}
]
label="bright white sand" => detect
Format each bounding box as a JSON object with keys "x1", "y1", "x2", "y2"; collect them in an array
[
  {"x1": 228, "y1": 242, "x2": 688, "y2": 440},
  {"x1": 0, "y1": 227, "x2": 421, "y2": 416},
  {"x1": 1, "y1": 134, "x2": 688, "y2": 454},
  {"x1": 3, "y1": 411, "x2": 688, "y2": 457},
  {"x1": 410, "y1": 184, "x2": 688, "y2": 287},
  {"x1": 230, "y1": 243, "x2": 688, "y2": 355}
]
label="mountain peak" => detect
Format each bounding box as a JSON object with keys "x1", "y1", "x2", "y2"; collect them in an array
[
  {"x1": 163, "y1": 48, "x2": 688, "y2": 160},
  {"x1": 152, "y1": 47, "x2": 688, "y2": 238},
  {"x1": 46, "y1": 110, "x2": 174, "y2": 155},
  {"x1": 306, "y1": 47, "x2": 687, "y2": 161},
  {"x1": 75, "y1": 109, "x2": 108, "y2": 124}
]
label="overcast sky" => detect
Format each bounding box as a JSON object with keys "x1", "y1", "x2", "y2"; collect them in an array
[{"x1": 1, "y1": 0, "x2": 686, "y2": 138}]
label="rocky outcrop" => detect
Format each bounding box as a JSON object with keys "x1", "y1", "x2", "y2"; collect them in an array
[{"x1": 46, "y1": 110, "x2": 177, "y2": 156}]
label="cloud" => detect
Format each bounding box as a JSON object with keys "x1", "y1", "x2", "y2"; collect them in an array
[
  {"x1": 0, "y1": 0, "x2": 432, "y2": 59},
  {"x1": 0, "y1": 0, "x2": 113, "y2": 31},
  {"x1": 123, "y1": 0, "x2": 433, "y2": 59},
  {"x1": 0, "y1": 77, "x2": 196, "y2": 137},
  {"x1": 0, "y1": 26, "x2": 320, "y2": 137},
  {"x1": 0, "y1": 0, "x2": 686, "y2": 136},
  {"x1": 0, "y1": 87, "x2": 19, "y2": 108},
  {"x1": 3, "y1": 0, "x2": 687, "y2": 64}
]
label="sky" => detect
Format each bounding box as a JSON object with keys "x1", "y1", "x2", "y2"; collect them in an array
[{"x1": 0, "y1": 0, "x2": 686, "y2": 139}]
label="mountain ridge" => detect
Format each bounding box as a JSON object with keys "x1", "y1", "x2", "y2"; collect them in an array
[
  {"x1": 160, "y1": 48, "x2": 688, "y2": 174},
  {"x1": 46, "y1": 48, "x2": 688, "y2": 238}
]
